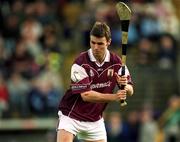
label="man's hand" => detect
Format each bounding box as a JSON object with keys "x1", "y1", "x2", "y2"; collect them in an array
[
  {"x1": 115, "y1": 89, "x2": 127, "y2": 101},
  {"x1": 115, "y1": 73, "x2": 128, "y2": 86},
  {"x1": 115, "y1": 72, "x2": 134, "y2": 96}
]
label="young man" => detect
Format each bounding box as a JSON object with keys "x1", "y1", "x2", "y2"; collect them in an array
[{"x1": 57, "y1": 22, "x2": 134, "y2": 142}]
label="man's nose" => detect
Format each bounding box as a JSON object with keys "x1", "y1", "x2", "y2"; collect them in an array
[{"x1": 94, "y1": 43, "x2": 99, "y2": 49}]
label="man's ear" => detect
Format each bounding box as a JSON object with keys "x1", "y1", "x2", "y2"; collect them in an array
[{"x1": 107, "y1": 39, "x2": 111, "y2": 46}]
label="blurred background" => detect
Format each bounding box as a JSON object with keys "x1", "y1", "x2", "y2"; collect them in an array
[{"x1": 0, "y1": 0, "x2": 179, "y2": 142}]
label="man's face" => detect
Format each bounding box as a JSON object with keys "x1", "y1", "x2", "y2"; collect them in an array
[{"x1": 90, "y1": 35, "x2": 111, "y2": 62}]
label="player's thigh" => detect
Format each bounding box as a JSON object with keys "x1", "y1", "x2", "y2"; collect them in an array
[{"x1": 57, "y1": 129, "x2": 74, "y2": 142}]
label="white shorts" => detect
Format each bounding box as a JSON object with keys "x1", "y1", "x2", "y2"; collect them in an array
[{"x1": 57, "y1": 111, "x2": 107, "y2": 141}]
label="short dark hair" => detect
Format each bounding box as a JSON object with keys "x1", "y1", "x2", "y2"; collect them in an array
[{"x1": 90, "y1": 22, "x2": 111, "y2": 41}]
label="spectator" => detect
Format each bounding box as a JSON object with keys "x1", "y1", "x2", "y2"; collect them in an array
[
  {"x1": 0, "y1": 73, "x2": 9, "y2": 118},
  {"x1": 41, "y1": 24, "x2": 64, "y2": 73},
  {"x1": 2, "y1": 14, "x2": 20, "y2": 40},
  {"x1": 27, "y1": 75, "x2": 61, "y2": 117},
  {"x1": 139, "y1": 105, "x2": 158, "y2": 142},
  {"x1": 7, "y1": 72, "x2": 31, "y2": 117},
  {"x1": 0, "y1": 37, "x2": 9, "y2": 78},
  {"x1": 158, "y1": 95, "x2": 180, "y2": 142},
  {"x1": 139, "y1": 8, "x2": 161, "y2": 39},
  {"x1": 106, "y1": 112, "x2": 129, "y2": 142},
  {"x1": 158, "y1": 33, "x2": 177, "y2": 70},
  {"x1": 5, "y1": 39, "x2": 39, "y2": 79},
  {"x1": 125, "y1": 110, "x2": 140, "y2": 142},
  {"x1": 34, "y1": 0, "x2": 56, "y2": 25},
  {"x1": 20, "y1": 16, "x2": 43, "y2": 61},
  {"x1": 137, "y1": 37, "x2": 157, "y2": 66},
  {"x1": 153, "y1": 0, "x2": 180, "y2": 37}
]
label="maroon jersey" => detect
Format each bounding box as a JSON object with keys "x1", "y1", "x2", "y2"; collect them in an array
[{"x1": 59, "y1": 49, "x2": 132, "y2": 122}]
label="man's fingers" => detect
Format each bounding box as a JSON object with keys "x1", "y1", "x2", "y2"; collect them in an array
[
  {"x1": 115, "y1": 72, "x2": 120, "y2": 79},
  {"x1": 120, "y1": 95, "x2": 126, "y2": 100},
  {"x1": 116, "y1": 90, "x2": 127, "y2": 100},
  {"x1": 121, "y1": 96, "x2": 126, "y2": 100},
  {"x1": 115, "y1": 73, "x2": 128, "y2": 84}
]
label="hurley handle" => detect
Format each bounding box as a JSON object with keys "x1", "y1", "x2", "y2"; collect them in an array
[{"x1": 120, "y1": 66, "x2": 127, "y2": 106}]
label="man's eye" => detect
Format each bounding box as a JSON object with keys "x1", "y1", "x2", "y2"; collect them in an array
[
  {"x1": 97, "y1": 43, "x2": 103, "y2": 45},
  {"x1": 91, "y1": 41, "x2": 104, "y2": 45}
]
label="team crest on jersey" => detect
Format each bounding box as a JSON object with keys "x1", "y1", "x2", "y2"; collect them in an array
[
  {"x1": 107, "y1": 69, "x2": 114, "y2": 78},
  {"x1": 89, "y1": 69, "x2": 94, "y2": 77}
]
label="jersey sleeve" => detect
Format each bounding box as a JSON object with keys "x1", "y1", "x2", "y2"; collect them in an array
[
  {"x1": 118, "y1": 65, "x2": 133, "y2": 85},
  {"x1": 70, "y1": 63, "x2": 91, "y2": 94}
]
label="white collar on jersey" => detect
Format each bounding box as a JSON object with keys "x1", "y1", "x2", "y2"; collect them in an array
[{"x1": 88, "y1": 49, "x2": 110, "y2": 67}]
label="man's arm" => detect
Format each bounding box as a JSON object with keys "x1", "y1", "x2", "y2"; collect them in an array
[{"x1": 81, "y1": 90, "x2": 127, "y2": 103}]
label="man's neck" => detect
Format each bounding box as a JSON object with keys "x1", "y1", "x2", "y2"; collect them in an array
[{"x1": 96, "y1": 53, "x2": 106, "y2": 65}]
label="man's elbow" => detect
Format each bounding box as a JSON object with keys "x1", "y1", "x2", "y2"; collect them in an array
[{"x1": 81, "y1": 91, "x2": 92, "y2": 102}]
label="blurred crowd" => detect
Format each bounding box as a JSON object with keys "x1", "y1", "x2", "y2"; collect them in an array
[
  {"x1": 104, "y1": 95, "x2": 180, "y2": 142},
  {"x1": 0, "y1": 0, "x2": 66, "y2": 118},
  {"x1": 0, "y1": 0, "x2": 180, "y2": 141}
]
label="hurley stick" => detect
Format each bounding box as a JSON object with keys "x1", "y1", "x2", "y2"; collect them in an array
[{"x1": 116, "y1": 2, "x2": 132, "y2": 106}]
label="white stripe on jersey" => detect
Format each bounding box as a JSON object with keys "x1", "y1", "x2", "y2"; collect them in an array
[
  {"x1": 71, "y1": 64, "x2": 88, "y2": 82},
  {"x1": 118, "y1": 65, "x2": 130, "y2": 76}
]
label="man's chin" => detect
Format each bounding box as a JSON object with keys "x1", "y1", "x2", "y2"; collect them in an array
[{"x1": 94, "y1": 54, "x2": 100, "y2": 59}]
